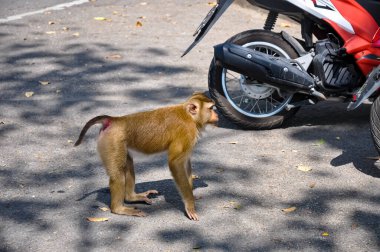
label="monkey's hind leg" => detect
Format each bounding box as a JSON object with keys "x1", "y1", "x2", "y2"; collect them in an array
[
  {"x1": 98, "y1": 138, "x2": 146, "y2": 217},
  {"x1": 124, "y1": 153, "x2": 158, "y2": 204},
  {"x1": 108, "y1": 175, "x2": 146, "y2": 217}
]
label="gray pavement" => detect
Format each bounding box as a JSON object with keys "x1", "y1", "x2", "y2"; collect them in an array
[{"x1": 0, "y1": 0, "x2": 379, "y2": 251}]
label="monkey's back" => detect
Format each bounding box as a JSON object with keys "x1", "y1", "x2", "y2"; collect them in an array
[{"x1": 111, "y1": 105, "x2": 198, "y2": 154}]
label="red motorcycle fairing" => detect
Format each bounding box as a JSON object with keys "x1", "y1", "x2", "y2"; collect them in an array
[
  {"x1": 324, "y1": 0, "x2": 380, "y2": 76},
  {"x1": 282, "y1": 0, "x2": 380, "y2": 76}
]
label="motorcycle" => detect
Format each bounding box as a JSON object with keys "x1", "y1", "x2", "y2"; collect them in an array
[{"x1": 182, "y1": 0, "x2": 380, "y2": 153}]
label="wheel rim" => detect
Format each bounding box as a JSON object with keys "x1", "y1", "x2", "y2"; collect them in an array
[{"x1": 221, "y1": 41, "x2": 294, "y2": 118}]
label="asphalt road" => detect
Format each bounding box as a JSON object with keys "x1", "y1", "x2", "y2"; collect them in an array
[
  {"x1": 0, "y1": 0, "x2": 87, "y2": 22},
  {"x1": 0, "y1": 0, "x2": 379, "y2": 251}
]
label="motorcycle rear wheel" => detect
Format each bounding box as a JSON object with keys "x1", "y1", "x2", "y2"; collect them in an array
[
  {"x1": 208, "y1": 30, "x2": 300, "y2": 130},
  {"x1": 370, "y1": 96, "x2": 380, "y2": 154}
]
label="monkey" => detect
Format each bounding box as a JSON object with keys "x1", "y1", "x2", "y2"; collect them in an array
[{"x1": 74, "y1": 92, "x2": 218, "y2": 221}]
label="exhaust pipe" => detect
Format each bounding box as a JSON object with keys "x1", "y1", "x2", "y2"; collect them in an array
[{"x1": 214, "y1": 43, "x2": 325, "y2": 99}]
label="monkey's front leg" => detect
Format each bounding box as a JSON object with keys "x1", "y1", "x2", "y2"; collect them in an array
[
  {"x1": 124, "y1": 153, "x2": 158, "y2": 204},
  {"x1": 169, "y1": 155, "x2": 198, "y2": 221},
  {"x1": 186, "y1": 160, "x2": 193, "y2": 190},
  {"x1": 186, "y1": 160, "x2": 201, "y2": 200}
]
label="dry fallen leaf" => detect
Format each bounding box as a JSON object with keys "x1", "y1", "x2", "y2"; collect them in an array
[
  {"x1": 208, "y1": 2, "x2": 217, "y2": 6},
  {"x1": 25, "y1": 92, "x2": 34, "y2": 98},
  {"x1": 138, "y1": 16, "x2": 146, "y2": 19},
  {"x1": 62, "y1": 27, "x2": 70, "y2": 31},
  {"x1": 39, "y1": 81, "x2": 50, "y2": 85},
  {"x1": 313, "y1": 139, "x2": 326, "y2": 146},
  {"x1": 136, "y1": 21, "x2": 143, "y2": 27},
  {"x1": 99, "y1": 207, "x2": 110, "y2": 212},
  {"x1": 72, "y1": 32, "x2": 80, "y2": 37},
  {"x1": 105, "y1": 54, "x2": 122, "y2": 60},
  {"x1": 67, "y1": 140, "x2": 73, "y2": 144},
  {"x1": 233, "y1": 203, "x2": 242, "y2": 210},
  {"x1": 192, "y1": 174, "x2": 200, "y2": 180},
  {"x1": 94, "y1": 17, "x2": 108, "y2": 21},
  {"x1": 282, "y1": 206, "x2": 297, "y2": 213},
  {"x1": 318, "y1": 139, "x2": 326, "y2": 144},
  {"x1": 351, "y1": 223, "x2": 359, "y2": 230},
  {"x1": 308, "y1": 181, "x2": 316, "y2": 188},
  {"x1": 45, "y1": 31, "x2": 56, "y2": 35},
  {"x1": 48, "y1": 21, "x2": 55, "y2": 25},
  {"x1": 228, "y1": 141, "x2": 238, "y2": 144},
  {"x1": 86, "y1": 217, "x2": 109, "y2": 222},
  {"x1": 321, "y1": 232, "x2": 329, "y2": 237},
  {"x1": 222, "y1": 201, "x2": 241, "y2": 210},
  {"x1": 216, "y1": 168, "x2": 225, "y2": 173},
  {"x1": 280, "y1": 23, "x2": 291, "y2": 28},
  {"x1": 297, "y1": 164, "x2": 312, "y2": 172}
]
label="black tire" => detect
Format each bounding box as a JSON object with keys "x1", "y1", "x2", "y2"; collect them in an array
[
  {"x1": 370, "y1": 96, "x2": 380, "y2": 154},
  {"x1": 209, "y1": 30, "x2": 300, "y2": 130}
]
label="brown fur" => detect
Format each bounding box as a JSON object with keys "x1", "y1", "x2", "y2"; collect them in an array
[{"x1": 74, "y1": 92, "x2": 218, "y2": 220}]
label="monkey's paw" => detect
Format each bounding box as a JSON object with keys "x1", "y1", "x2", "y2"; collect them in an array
[
  {"x1": 126, "y1": 190, "x2": 159, "y2": 204},
  {"x1": 185, "y1": 206, "x2": 199, "y2": 221},
  {"x1": 111, "y1": 206, "x2": 147, "y2": 217}
]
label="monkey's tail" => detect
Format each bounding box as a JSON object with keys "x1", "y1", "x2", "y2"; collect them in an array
[{"x1": 74, "y1": 115, "x2": 112, "y2": 146}]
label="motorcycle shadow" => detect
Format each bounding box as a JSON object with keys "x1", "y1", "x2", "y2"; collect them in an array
[
  {"x1": 288, "y1": 100, "x2": 380, "y2": 178},
  {"x1": 286, "y1": 100, "x2": 371, "y2": 128},
  {"x1": 330, "y1": 151, "x2": 380, "y2": 178},
  {"x1": 217, "y1": 100, "x2": 380, "y2": 177}
]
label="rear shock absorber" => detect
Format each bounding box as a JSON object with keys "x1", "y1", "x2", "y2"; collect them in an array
[{"x1": 264, "y1": 11, "x2": 278, "y2": 31}]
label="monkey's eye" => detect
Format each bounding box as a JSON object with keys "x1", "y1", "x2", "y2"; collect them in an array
[{"x1": 209, "y1": 105, "x2": 216, "y2": 111}]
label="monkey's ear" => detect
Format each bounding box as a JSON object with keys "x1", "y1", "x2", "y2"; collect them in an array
[{"x1": 186, "y1": 103, "x2": 199, "y2": 115}]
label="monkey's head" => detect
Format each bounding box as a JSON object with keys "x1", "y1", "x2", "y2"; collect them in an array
[{"x1": 185, "y1": 92, "x2": 219, "y2": 128}]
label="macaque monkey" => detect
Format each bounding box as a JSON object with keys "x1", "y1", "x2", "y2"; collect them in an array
[{"x1": 74, "y1": 92, "x2": 218, "y2": 221}]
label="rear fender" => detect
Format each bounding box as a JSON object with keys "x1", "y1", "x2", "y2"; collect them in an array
[{"x1": 182, "y1": 0, "x2": 234, "y2": 57}]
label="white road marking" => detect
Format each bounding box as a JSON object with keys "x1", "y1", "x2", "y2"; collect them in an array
[{"x1": 0, "y1": 0, "x2": 89, "y2": 23}]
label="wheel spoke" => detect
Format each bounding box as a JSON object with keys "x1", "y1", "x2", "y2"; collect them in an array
[
  {"x1": 238, "y1": 95, "x2": 245, "y2": 107},
  {"x1": 243, "y1": 100, "x2": 253, "y2": 111},
  {"x1": 271, "y1": 96, "x2": 281, "y2": 105},
  {"x1": 226, "y1": 71, "x2": 240, "y2": 80},
  {"x1": 270, "y1": 94, "x2": 278, "y2": 109},
  {"x1": 231, "y1": 94, "x2": 244, "y2": 100},
  {"x1": 257, "y1": 101, "x2": 262, "y2": 114},
  {"x1": 226, "y1": 78, "x2": 239, "y2": 83},
  {"x1": 269, "y1": 94, "x2": 274, "y2": 109},
  {"x1": 250, "y1": 99, "x2": 258, "y2": 112}
]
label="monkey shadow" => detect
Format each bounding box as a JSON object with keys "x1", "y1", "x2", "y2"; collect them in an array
[{"x1": 77, "y1": 178, "x2": 208, "y2": 214}]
